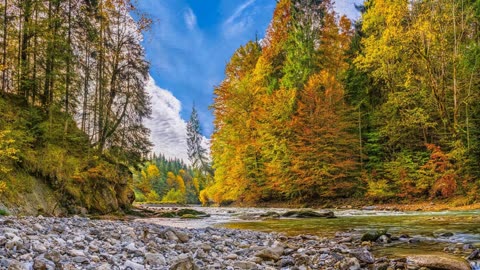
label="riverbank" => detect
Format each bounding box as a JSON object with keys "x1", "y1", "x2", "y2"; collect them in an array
[
  {"x1": 248, "y1": 197, "x2": 480, "y2": 212},
  {"x1": 1, "y1": 215, "x2": 477, "y2": 270}
]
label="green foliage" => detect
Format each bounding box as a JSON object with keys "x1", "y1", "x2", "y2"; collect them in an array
[
  {"x1": 161, "y1": 189, "x2": 186, "y2": 204},
  {"x1": 132, "y1": 155, "x2": 205, "y2": 204},
  {"x1": 0, "y1": 95, "x2": 134, "y2": 214}
]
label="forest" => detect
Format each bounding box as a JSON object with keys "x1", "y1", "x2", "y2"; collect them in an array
[
  {"x1": 204, "y1": 0, "x2": 480, "y2": 205},
  {"x1": 2, "y1": 0, "x2": 480, "y2": 210},
  {"x1": 0, "y1": 0, "x2": 152, "y2": 213}
]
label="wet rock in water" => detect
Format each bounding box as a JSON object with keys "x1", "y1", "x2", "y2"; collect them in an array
[
  {"x1": 409, "y1": 238, "x2": 421, "y2": 243},
  {"x1": 376, "y1": 235, "x2": 391, "y2": 244},
  {"x1": 259, "y1": 212, "x2": 280, "y2": 218},
  {"x1": 406, "y1": 254, "x2": 471, "y2": 270},
  {"x1": 467, "y1": 249, "x2": 480, "y2": 260},
  {"x1": 361, "y1": 232, "x2": 378, "y2": 242},
  {"x1": 282, "y1": 210, "x2": 335, "y2": 218}
]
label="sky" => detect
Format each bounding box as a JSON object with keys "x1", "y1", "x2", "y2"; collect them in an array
[{"x1": 137, "y1": 0, "x2": 362, "y2": 161}]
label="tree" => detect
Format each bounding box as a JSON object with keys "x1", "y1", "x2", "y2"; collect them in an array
[{"x1": 186, "y1": 105, "x2": 208, "y2": 170}]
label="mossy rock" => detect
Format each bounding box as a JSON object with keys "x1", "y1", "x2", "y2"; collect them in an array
[
  {"x1": 361, "y1": 232, "x2": 379, "y2": 242},
  {"x1": 282, "y1": 210, "x2": 335, "y2": 218},
  {"x1": 177, "y1": 209, "x2": 209, "y2": 217},
  {"x1": 159, "y1": 212, "x2": 177, "y2": 218},
  {"x1": 180, "y1": 214, "x2": 201, "y2": 219},
  {"x1": 361, "y1": 230, "x2": 388, "y2": 242}
]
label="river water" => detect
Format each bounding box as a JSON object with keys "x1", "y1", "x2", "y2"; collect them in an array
[{"x1": 140, "y1": 206, "x2": 480, "y2": 267}]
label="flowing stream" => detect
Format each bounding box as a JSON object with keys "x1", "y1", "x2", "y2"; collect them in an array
[
  {"x1": 224, "y1": 209, "x2": 480, "y2": 254},
  {"x1": 141, "y1": 206, "x2": 480, "y2": 268}
]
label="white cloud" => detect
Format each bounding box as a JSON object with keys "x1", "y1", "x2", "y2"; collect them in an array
[
  {"x1": 144, "y1": 76, "x2": 210, "y2": 164},
  {"x1": 334, "y1": 0, "x2": 362, "y2": 20},
  {"x1": 184, "y1": 7, "x2": 197, "y2": 30},
  {"x1": 144, "y1": 76, "x2": 189, "y2": 162},
  {"x1": 223, "y1": 0, "x2": 256, "y2": 38},
  {"x1": 225, "y1": 0, "x2": 256, "y2": 25}
]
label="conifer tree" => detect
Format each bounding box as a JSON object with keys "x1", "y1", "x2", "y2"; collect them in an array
[{"x1": 186, "y1": 105, "x2": 208, "y2": 170}]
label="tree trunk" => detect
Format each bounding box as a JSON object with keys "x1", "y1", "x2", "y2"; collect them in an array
[{"x1": 1, "y1": 0, "x2": 7, "y2": 94}]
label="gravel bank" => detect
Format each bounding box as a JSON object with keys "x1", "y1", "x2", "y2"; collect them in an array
[{"x1": 0, "y1": 216, "x2": 474, "y2": 269}]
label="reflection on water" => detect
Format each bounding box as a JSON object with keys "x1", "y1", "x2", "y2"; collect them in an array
[
  {"x1": 221, "y1": 210, "x2": 480, "y2": 257},
  {"x1": 139, "y1": 205, "x2": 480, "y2": 262}
]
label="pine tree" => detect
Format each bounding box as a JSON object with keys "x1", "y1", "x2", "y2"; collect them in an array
[{"x1": 186, "y1": 105, "x2": 208, "y2": 170}]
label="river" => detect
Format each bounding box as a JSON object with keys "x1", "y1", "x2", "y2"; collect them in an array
[{"x1": 139, "y1": 206, "x2": 480, "y2": 268}]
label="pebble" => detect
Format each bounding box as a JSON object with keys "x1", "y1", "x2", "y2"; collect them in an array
[{"x1": 0, "y1": 215, "x2": 468, "y2": 269}]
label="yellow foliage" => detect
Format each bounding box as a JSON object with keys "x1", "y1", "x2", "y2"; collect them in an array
[
  {"x1": 0, "y1": 130, "x2": 18, "y2": 175},
  {"x1": 146, "y1": 190, "x2": 160, "y2": 202},
  {"x1": 176, "y1": 175, "x2": 186, "y2": 194},
  {"x1": 146, "y1": 164, "x2": 160, "y2": 178},
  {"x1": 366, "y1": 179, "x2": 395, "y2": 199},
  {"x1": 0, "y1": 181, "x2": 6, "y2": 194},
  {"x1": 166, "y1": 171, "x2": 176, "y2": 188},
  {"x1": 199, "y1": 189, "x2": 210, "y2": 206}
]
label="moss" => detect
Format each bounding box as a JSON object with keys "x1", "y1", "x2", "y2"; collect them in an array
[
  {"x1": 361, "y1": 229, "x2": 388, "y2": 242},
  {"x1": 180, "y1": 214, "x2": 201, "y2": 219},
  {"x1": 0, "y1": 209, "x2": 9, "y2": 216},
  {"x1": 159, "y1": 212, "x2": 177, "y2": 218},
  {"x1": 177, "y1": 208, "x2": 207, "y2": 216}
]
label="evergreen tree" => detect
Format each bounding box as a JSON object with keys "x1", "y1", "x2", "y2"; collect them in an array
[{"x1": 186, "y1": 105, "x2": 208, "y2": 170}]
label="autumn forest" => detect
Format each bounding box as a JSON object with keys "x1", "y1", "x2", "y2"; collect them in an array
[
  {"x1": 1, "y1": 0, "x2": 480, "y2": 211},
  {"x1": 203, "y1": 0, "x2": 480, "y2": 205}
]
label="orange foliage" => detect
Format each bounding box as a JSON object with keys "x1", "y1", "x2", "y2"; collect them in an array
[{"x1": 422, "y1": 144, "x2": 457, "y2": 198}]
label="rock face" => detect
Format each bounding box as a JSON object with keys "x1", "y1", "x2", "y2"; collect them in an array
[{"x1": 406, "y1": 254, "x2": 471, "y2": 270}]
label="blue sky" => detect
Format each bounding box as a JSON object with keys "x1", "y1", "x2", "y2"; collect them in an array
[
  {"x1": 138, "y1": 0, "x2": 362, "y2": 161},
  {"x1": 138, "y1": 0, "x2": 276, "y2": 136}
]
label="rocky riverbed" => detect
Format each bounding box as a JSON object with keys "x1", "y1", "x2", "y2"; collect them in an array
[{"x1": 0, "y1": 215, "x2": 476, "y2": 270}]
